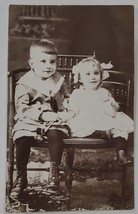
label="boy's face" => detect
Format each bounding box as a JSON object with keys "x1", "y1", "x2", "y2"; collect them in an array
[
  {"x1": 29, "y1": 48, "x2": 57, "y2": 80},
  {"x1": 80, "y1": 62, "x2": 101, "y2": 89}
]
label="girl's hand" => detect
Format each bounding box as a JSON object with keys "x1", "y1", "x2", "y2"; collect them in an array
[
  {"x1": 111, "y1": 101, "x2": 119, "y2": 110},
  {"x1": 104, "y1": 101, "x2": 117, "y2": 117}
]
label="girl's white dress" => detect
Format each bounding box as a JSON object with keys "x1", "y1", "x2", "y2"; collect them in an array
[{"x1": 68, "y1": 86, "x2": 134, "y2": 140}]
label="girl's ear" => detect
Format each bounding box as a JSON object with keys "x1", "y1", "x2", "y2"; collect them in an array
[{"x1": 28, "y1": 59, "x2": 33, "y2": 68}]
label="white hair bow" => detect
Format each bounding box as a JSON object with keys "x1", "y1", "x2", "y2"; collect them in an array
[{"x1": 100, "y1": 61, "x2": 113, "y2": 70}]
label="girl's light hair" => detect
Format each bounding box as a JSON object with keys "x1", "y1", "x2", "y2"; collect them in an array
[
  {"x1": 30, "y1": 39, "x2": 58, "y2": 58},
  {"x1": 72, "y1": 57, "x2": 110, "y2": 83},
  {"x1": 79, "y1": 57, "x2": 102, "y2": 71}
]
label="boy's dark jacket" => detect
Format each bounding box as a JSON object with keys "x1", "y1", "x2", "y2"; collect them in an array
[{"x1": 13, "y1": 70, "x2": 70, "y2": 142}]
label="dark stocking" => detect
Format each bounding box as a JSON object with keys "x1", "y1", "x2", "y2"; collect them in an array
[
  {"x1": 15, "y1": 136, "x2": 35, "y2": 168},
  {"x1": 47, "y1": 129, "x2": 68, "y2": 165}
]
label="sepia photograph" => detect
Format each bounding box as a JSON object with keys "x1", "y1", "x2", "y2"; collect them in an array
[{"x1": 0, "y1": 2, "x2": 137, "y2": 213}]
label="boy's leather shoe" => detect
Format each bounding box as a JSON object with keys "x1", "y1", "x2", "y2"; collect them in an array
[
  {"x1": 10, "y1": 169, "x2": 27, "y2": 199},
  {"x1": 47, "y1": 161, "x2": 59, "y2": 193}
]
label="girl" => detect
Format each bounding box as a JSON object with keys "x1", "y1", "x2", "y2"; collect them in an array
[{"x1": 68, "y1": 57, "x2": 134, "y2": 165}]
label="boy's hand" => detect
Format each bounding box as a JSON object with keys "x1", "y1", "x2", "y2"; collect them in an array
[
  {"x1": 40, "y1": 112, "x2": 60, "y2": 122},
  {"x1": 57, "y1": 111, "x2": 75, "y2": 123}
]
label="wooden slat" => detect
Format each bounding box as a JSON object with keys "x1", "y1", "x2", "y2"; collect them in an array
[
  {"x1": 27, "y1": 138, "x2": 114, "y2": 149},
  {"x1": 63, "y1": 138, "x2": 113, "y2": 149}
]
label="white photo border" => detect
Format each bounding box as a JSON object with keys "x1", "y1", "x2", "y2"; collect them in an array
[{"x1": 0, "y1": 1, "x2": 138, "y2": 214}]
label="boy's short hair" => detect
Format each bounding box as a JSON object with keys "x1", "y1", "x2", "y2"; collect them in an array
[{"x1": 30, "y1": 39, "x2": 58, "y2": 57}]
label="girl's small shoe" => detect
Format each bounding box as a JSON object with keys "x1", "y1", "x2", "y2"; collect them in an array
[{"x1": 116, "y1": 150, "x2": 132, "y2": 166}]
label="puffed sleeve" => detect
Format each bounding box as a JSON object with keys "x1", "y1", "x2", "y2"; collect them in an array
[
  {"x1": 14, "y1": 84, "x2": 43, "y2": 121},
  {"x1": 100, "y1": 88, "x2": 119, "y2": 110},
  {"x1": 100, "y1": 88, "x2": 119, "y2": 117}
]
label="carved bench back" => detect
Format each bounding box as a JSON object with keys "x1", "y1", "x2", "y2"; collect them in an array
[{"x1": 8, "y1": 55, "x2": 132, "y2": 140}]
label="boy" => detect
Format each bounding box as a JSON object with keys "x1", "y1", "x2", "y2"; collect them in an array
[{"x1": 10, "y1": 39, "x2": 74, "y2": 198}]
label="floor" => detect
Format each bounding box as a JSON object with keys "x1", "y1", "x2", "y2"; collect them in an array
[{"x1": 5, "y1": 147, "x2": 134, "y2": 212}]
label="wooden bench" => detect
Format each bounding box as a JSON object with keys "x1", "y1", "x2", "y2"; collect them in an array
[{"x1": 7, "y1": 55, "x2": 133, "y2": 208}]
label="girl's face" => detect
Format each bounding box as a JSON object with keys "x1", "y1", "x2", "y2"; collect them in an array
[
  {"x1": 80, "y1": 61, "x2": 101, "y2": 90},
  {"x1": 29, "y1": 48, "x2": 57, "y2": 80}
]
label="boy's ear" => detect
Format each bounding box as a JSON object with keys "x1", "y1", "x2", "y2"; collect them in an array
[{"x1": 28, "y1": 59, "x2": 33, "y2": 68}]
